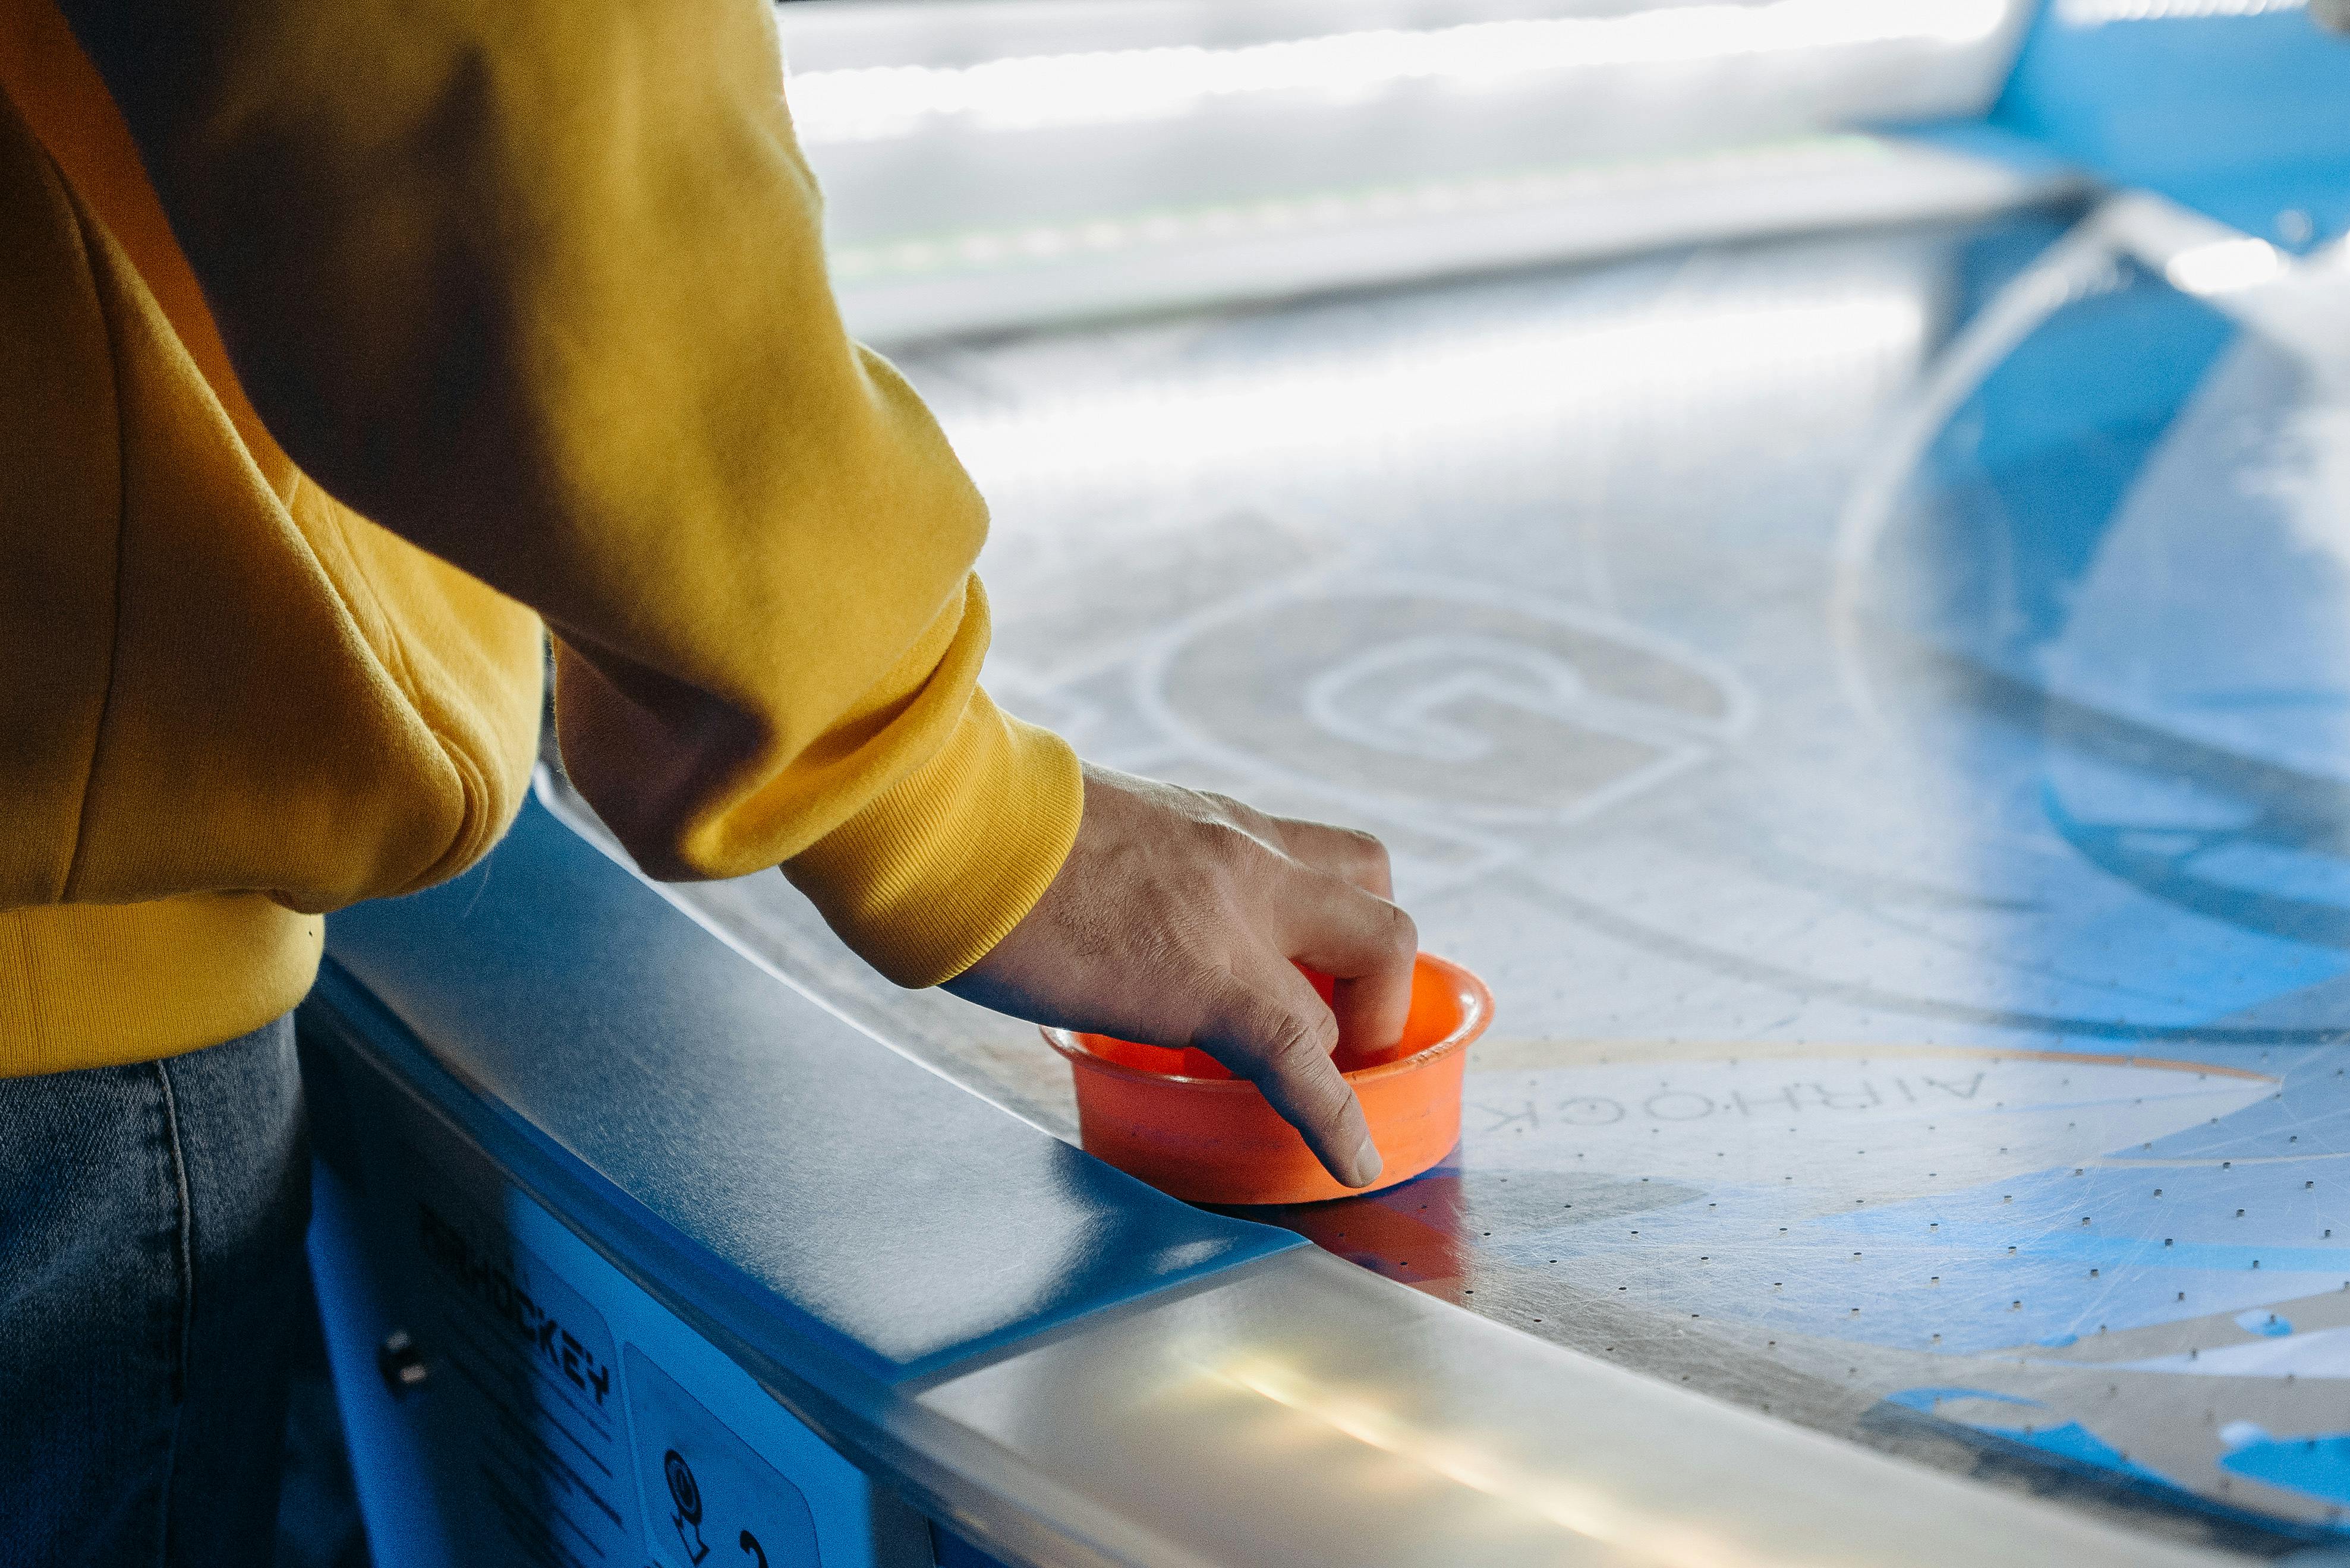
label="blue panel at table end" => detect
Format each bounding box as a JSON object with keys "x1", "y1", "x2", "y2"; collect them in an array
[
  {"x1": 319, "y1": 794, "x2": 1300, "y2": 1384},
  {"x1": 1990, "y1": 2, "x2": 2350, "y2": 244}
]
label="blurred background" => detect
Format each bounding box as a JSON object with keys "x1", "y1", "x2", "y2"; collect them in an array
[{"x1": 777, "y1": 0, "x2": 2055, "y2": 343}]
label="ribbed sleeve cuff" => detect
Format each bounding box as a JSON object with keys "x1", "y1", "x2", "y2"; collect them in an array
[{"x1": 783, "y1": 689, "x2": 1082, "y2": 988}]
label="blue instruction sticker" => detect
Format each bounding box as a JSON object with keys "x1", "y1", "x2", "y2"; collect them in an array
[
  {"x1": 408, "y1": 1185, "x2": 635, "y2": 1565},
  {"x1": 626, "y1": 1345, "x2": 822, "y2": 1567}
]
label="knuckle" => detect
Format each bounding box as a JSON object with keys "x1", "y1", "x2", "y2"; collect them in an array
[
  {"x1": 1261, "y1": 1009, "x2": 1338, "y2": 1076},
  {"x1": 1380, "y1": 899, "x2": 1419, "y2": 958},
  {"x1": 1344, "y1": 827, "x2": 1391, "y2": 872}
]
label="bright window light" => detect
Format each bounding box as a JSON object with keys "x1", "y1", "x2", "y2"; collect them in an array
[
  {"x1": 787, "y1": 0, "x2": 2010, "y2": 144},
  {"x1": 2165, "y1": 235, "x2": 2289, "y2": 295},
  {"x1": 940, "y1": 285, "x2": 1925, "y2": 491},
  {"x1": 2056, "y1": 0, "x2": 2303, "y2": 24},
  {"x1": 831, "y1": 135, "x2": 1898, "y2": 285}
]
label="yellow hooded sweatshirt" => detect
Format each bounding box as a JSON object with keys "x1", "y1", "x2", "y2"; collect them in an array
[{"x1": 0, "y1": 0, "x2": 1082, "y2": 1075}]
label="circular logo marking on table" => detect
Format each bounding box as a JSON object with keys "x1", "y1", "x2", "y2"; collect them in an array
[{"x1": 1144, "y1": 580, "x2": 1752, "y2": 825}]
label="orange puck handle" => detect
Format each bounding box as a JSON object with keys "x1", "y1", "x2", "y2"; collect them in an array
[{"x1": 1047, "y1": 952, "x2": 1493, "y2": 1206}]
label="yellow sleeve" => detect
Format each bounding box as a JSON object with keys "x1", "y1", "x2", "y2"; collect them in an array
[{"x1": 59, "y1": 0, "x2": 1081, "y2": 986}]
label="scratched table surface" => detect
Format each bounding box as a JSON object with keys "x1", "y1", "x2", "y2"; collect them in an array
[{"x1": 556, "y1": 206, "x2": 2350, "y2": 1554}]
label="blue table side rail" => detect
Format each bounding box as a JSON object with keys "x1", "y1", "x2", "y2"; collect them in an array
[{"x1": 317, "y1": 793, "x2": 1300, "y2": 1388}]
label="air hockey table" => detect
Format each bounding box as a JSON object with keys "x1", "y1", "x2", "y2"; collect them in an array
[{"x1": 299, "y1": 6, "x2": 2350, "y2": 1566}]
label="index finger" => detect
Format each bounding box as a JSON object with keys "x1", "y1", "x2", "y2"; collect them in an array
[
  {"x1": 1197, "y1": 964, "x2": 1382, "y2": 1188},
  {"x1": 1278, "y1": 867, "x2": 1419, "y2": 1062}
]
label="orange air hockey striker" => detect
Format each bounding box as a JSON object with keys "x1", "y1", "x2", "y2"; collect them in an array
[{"x1": 1044, "y1": 954, "x2": 1492, "y2": 1206}]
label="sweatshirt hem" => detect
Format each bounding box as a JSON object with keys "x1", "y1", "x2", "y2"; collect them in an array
[{"x1": 0, "y1": 894, "x2": 323, "y2": 1075}]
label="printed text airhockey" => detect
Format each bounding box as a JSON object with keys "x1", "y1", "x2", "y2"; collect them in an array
[{"x1": 417, "y1": 1201, "x2": 613, "y2": 1407}]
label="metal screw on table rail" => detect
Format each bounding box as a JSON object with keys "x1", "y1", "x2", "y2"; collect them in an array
[
  {"x1": 378, "y1": 1328, "x2": 429, "y2": 1399},
  {"x1": 2313, "y1": 0, "x2": 2350, "y2": 34}
]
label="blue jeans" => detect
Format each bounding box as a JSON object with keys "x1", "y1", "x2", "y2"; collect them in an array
[{"x1": 0, "y1": 1015, "x2": 309, "y2": 1568}]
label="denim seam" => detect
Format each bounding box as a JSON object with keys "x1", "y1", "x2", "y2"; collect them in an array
[{"x1": 152, "y1": 1055, "x2": 196, "y2": 1566}]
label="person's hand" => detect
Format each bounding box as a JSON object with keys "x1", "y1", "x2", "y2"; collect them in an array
[{"x1": 946, "y1": 764, "x2": 1417, "y2": 1188}]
